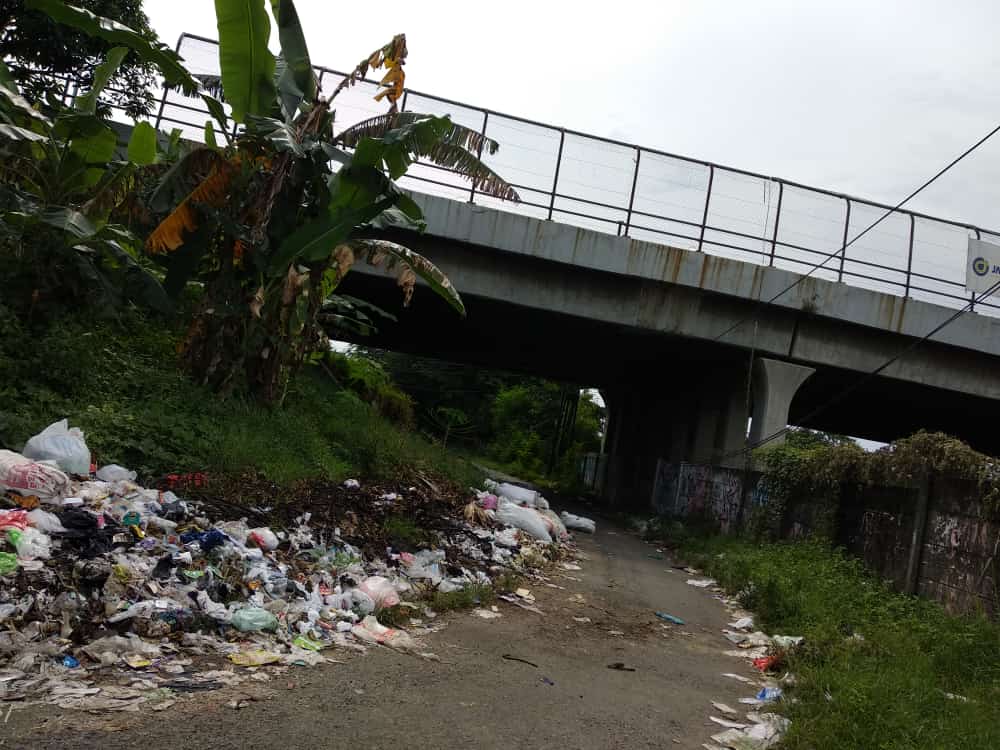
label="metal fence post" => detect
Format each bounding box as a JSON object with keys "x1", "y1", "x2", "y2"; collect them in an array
[
  {"x1": 971, "y1": 228, "x2": 981, "y2": 312},
  {"x1": 547, "y1": 129, "x2": 565, "y2": 220},
  {"x1": 154, "y1": 34, "x2": 186, "y2": 131},
  {"x1": 697, "y1": 165, "x2": 715, "y2": 252},
  {"x1": 768, "y1": 181, "x2": 784, "y2": 266},
  {"x1": 905, "y1": 214, "x2": 915, "y2": 298},
  {"x1": 468, "y1": 111, "x2": 489, "y2": 203},
  {"x1": 624, "y1": 148, "x2": 641, "y2": 237},
  {"x1": 838, "y1": 198, "x2": 851, "y2": 282}
]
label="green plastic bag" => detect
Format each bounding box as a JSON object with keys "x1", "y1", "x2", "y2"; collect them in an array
[{"x1": 0, "y1": 552, "x2": 18, "y2": 576}]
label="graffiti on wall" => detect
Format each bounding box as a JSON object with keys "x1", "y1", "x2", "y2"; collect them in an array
[{"x1": 671, "y1": 463, "x2": 744, "y2": 533}]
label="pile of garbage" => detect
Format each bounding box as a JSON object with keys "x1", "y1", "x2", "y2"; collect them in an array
[
  {"x1": 0, "y1": 421, "x2": 584, "y2": 712},
  {"x1": 479, "y1": 479, "x2": 596, "y2": 542}
]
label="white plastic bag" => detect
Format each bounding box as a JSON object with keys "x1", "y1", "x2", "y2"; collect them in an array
[
  {"x1": 0, "y1": 450, "x2": 70, "y2": 500},
  {"x1": 26, "y1": 508, "x2": 66, "y2": 534},
  {"x1": 7, "y1": 526, "x2": 52, "y2": 560},
  {"x1": 496, "y1": 501, "x2": 552, "y2": 542},
  {"x1": 539, "y1": 509, "x2": 569, "y2": 540},
  {"x1": 95, "y1": 464, "x2": 137, "y2": 482},
  {"x1": 248, "y1": 527, "x2": 279, "y2": 550},
  {"x1": 358, "y1": 576, "x2": 401, "y2": 610},
  {"x1": 495, "y1": 483, "x2": 539, "y2": 506},
  {"x1": 404, "y1": 550, "x2": 445, "y2": 583},
  {"x1": 351, "y1": 615, "x2": 419, "y2": 652},
  {"x1": 22, "y1": 420, "x2": 90, "y2": 475},
  {"x1": 560, "y1": 511, "x2": 596, "y2": 533}
]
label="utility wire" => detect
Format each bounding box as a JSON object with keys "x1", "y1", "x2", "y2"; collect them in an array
[
  {"x1": 713, "y1": 121, "x2": 1000, "y2": 344},
  {"x1": 715, "y1": 276, "x2": 1000, "y2": 463}
]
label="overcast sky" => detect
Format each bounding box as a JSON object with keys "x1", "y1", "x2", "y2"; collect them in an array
[{"x1": 144, "y1": 0, "x2": 1000, "y2": 231}]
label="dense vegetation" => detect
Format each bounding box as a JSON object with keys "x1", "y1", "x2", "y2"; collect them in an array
[
  {"x1": 0, "y1": 307, "x2": 478, "y2": 487},
  {"x1": 360, "y1": 349, "x2": 605, "y2": 486},
  {"x1": 0, "y1": 0, "x2": 515, "y2": 491}
]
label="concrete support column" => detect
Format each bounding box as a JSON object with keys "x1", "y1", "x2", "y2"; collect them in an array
[
  {"x1": 749, "y1": 357, "x2": 815, "y2": 447},
  {"x1": 691, "y1": 393, "x2": 723, "y2": 464},
  {"x1": 716, "y1": 382, "x2": 750, "y2": 468}
]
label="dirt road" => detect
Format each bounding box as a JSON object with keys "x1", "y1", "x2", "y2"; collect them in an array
[{"x1": 6, "y1": 519, "x2": 754, "y2": 749}]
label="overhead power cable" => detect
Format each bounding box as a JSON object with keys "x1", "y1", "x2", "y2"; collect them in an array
[
  {"x1": 716, "y1": 276, "x2": 1000, "y2": 462},
  {"x1": 713, "y1": 121, "x2": 1000, "y2": 344}
]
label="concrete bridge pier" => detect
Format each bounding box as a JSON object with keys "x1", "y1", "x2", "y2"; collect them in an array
[
  {"x1": 748, "y1": 358, "x2": 815, "y2": 448},
  {"x1": 601, "y1": 364, "x2": 753, "y2": 509},
  {"x1": 600, "y1": 357, "x2": 816, "y2": 510}
]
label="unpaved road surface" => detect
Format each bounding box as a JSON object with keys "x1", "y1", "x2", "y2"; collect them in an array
[{"x1": 4, "y1": 519, "x2": 753, "y2": 749}]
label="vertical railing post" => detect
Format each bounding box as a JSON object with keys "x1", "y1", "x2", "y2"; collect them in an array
[
  {"x1": 547, "y1": 129, "x2": 565, "y2": 220},
  {"x1": 971, "y1": 228, "x2": 981, "y2": 312},
  {"x1": 697, "y1": 165, "x2": 715, "y2": 252},
  {"x1": 468, "y1": 111, "x2": 489, "y2": 203},
  {"x1": 60, "y1": 76, "x2": 73, "y2": 105},
  {"x1": 768, "y1": 181, "x2": 784, "y2": 266},
  {"x1": 155, "y1": 34, "x2": 186, "y2": 131},
  {"x1": 905, "y1": 214, "x2": 915, "y2": 298},
  {"x1": 400, "y1": 89, "x2": 409, "y2": 112},
  {"x1": 623, "y1": 148, "x2": 641, "y2": 237},
  {"x1": 838, "y1": 198, "x2": 851, "y2": 282}
]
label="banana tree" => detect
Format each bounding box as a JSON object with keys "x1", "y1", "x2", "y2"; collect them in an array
[
  {"x1": 31, "y1": 0, "x2": 519, "y2": 404},
  {"x1": 0, "y1": 52, "x2": 171, "y2": 318}
]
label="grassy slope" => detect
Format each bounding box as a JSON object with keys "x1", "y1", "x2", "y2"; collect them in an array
[
  {"x1": 0, "y1": 310, "x2": 479, "y2": 488},
  {"x1": 677, "y1": 535, "x2": 1000, "y2": 750}
]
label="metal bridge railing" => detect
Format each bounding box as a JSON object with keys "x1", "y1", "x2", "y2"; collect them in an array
[{"x1": 42, "y1": 33, "x2": 1000, "y2": 317}]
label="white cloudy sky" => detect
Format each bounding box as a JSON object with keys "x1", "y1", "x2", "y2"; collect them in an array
[{"x1": 144, "y1": 0, "x2": 1000, "y2": 231}]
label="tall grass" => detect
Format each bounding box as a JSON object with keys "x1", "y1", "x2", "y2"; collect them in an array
[{"x1": 680, "y1": 536, "x2": 1000, "y2": 749}]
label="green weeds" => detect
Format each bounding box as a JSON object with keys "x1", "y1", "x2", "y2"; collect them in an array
[{"x1": 678, "y1": 534, "x2": 1000, "y2": 749}]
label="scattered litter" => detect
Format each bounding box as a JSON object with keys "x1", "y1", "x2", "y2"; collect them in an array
[
  {"x1": 572, "y1": 616, "x2": 591, "y2": 624},
  {"x1": 711, "y1": 701, "x2": 738, "y2": 716},
  {"x1": 709, "y1": 716, "x2": 750, "y2": 729},
  {"x1": 541, "y1": 676, "x2": 555, "y2": 686},
  {"x1": 729, "y1": 617, "x2": 754, "y2": 631},
  {"x1": 722, "y1": 673, "x2": 755, "y2": 684},
  {"x1": 502, "y1": 654, "x2": 539, "y2": 668},
  {"x1": 756, "y1": 686, "x2": 783, "y2": 703},
  {"x1": 655, "y1": 612, "x2": 685, "y2": 625},
  {"x1": 687, "y1": 578, "x2": 717, "y2": 588},
  {"x1": 607, "y1": 662, "x2": 636, "y2": 672},
  {"x1": 229, "y1": 650, "x2": 282, "y2": 667},
  {"x1": 608, "y1": 630, "x2": 625, "y2": 636},
  {"x1": 560, "y1": 562, "x2": 582, "y2": 571},
  {"x1": 498, "y1": 594, "x2": 545, "y2": 615},
  {"x1": 753, "y1": 655, "x2": 782, "y2": 672},
  {"x1": 771, "y1": 635, "x2": 804, "y2": 649},
  {"x1": 473, "y1": 608, "x2": 501, "y2": 620}
]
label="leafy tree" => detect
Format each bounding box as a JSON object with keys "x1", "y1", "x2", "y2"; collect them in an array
[
  {"x1": 32, "y1": 0, "x2": 519, "y2": 404},
  {"x1": 0, "y1": 52, "x2": 171, "y2": 318},
  {"x1": 0, "y1": 0, "x2": 160, "y2": 119},
  {"x1": 490, "y1": 382, "x2": 604, "y2": 478},
  {"x1": 360, "y1": 349, "x2": 516, "y2": 448}
]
